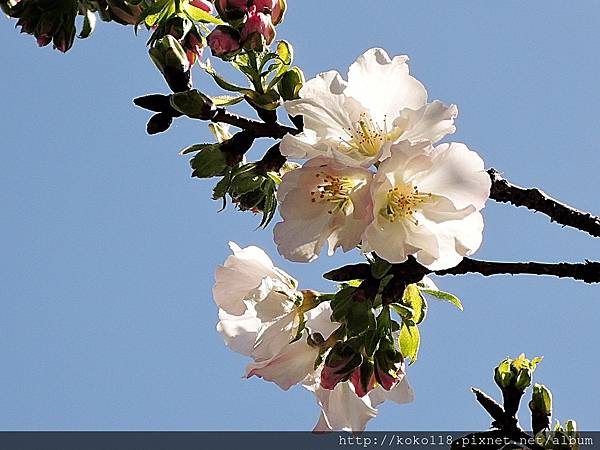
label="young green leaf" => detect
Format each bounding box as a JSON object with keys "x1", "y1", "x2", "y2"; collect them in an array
[
  {"x1": 399, "y1": 323, "x2": 420, "y2": 364},
  {"x1": 421, "y1": 289, "x2": 463, "y2": 311},
  {"x1": 403, "y1": 284, "x2": 427, "y2": 324}
]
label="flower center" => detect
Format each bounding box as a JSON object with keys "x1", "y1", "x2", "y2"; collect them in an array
[
  {"x1": 310, "y1": 173, "x2": 362, "y2": 215},
  {"x1": 380, "y1": 184, "x2": 432, "y2": 225},
  {"x1": 341, "y1": 113, "x2": 404, "y2": 158}
]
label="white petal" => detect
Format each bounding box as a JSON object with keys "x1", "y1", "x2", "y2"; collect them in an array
[
  {"x1": 415, "y1": 143, "x2": 491, "y2": 211},
  {"x1": 245, "y1": 338, "x2": 319, "y2": 390},
  {"x1": 321, "y1": 382, "x2": 378, "y2": 432},
  {"x1": 346, "y1": 48, "x2": 427, "y2": 119},
  {"x1": 305, "y1": 302, "x2": 339, "y2": 340},
  {"x1": 396, "y1": 101, "x2": 458, "y2": 144},
  {"x1": 369, "y1": 376, "x2": 415, "y2": 407},
  {"x1": 279, "y1": 131, "x2": 327, "y2": 160},
  {"x1": 284, "y1": 71, "x2": 354, "y2": 142},
  {"x1": 212, "y1": 242, "x2": 296, "y2": 315},
  {"x1": 414, "y1": 211, "x2": 484, "y2": 270},
  {"x1": 216, "y1": 307, "x2": 261, "y2": 357},
  {"x1": 252, "y1": 308, "x2": 298, "y2": 361}
]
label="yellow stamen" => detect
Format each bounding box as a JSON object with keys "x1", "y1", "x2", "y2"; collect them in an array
[
  {"x1": 380, "y1": 184, "x2": 433, "y2": 225},
  {"x1": 310, "y1": 173, "x2": 363, "y2": 215},
  {"x1": 340, "y1": 113, "x2": 404, "y2": 158}
]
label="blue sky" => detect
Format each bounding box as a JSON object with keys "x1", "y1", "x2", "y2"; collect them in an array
[{"x1": 1, "y1": 0, "x2": 599, "y2": 431}]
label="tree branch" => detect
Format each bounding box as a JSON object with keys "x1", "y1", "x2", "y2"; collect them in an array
[
  {"x1": 438, "y1": 258, "x2": 600, "y2": 283},
  {"x1": 210, "y1": 108, "x2": 297, "y2": 139},
  {"x1": 324, "y1": 258, "x2": 600, "y2": 284},
  {"x1": 488, "y1": 168, "x2": 600, "y2": 238}
]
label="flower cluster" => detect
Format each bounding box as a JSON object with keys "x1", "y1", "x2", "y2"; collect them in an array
[
  {"x1": 275, "y1": 48, "x2": 491, "y2": 270},
  {"x1": 214, "y1": 243, "x2": 414, "y2": 431},
  {"x1": 212, "y1": 48, "x2": 492, "y2": 432}
]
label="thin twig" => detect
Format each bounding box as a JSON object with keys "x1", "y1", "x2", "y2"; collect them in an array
[{"x1": 488, "y1": 168, "x2": 600, "y2": 238}]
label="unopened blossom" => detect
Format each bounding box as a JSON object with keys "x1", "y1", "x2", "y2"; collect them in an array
[
  {"x1": 241, "y1": 5, "x2": 275, "y2": 47},
  {"x1": 213, "y1": 242, "x2": 296, "y2": 315},
  {"x1": 274, "y1": 157, "x2": 373, "y2": 262},
  {"x1": 253, "y1": 0, "x2": 285, "y2": 24},
  {"x1": 207, "y1": 26, "x2": 241, "y2": 58},
  {"x1": 280, "y1": 48, "x2": 457, "y2": 167},
  {"x1": 305, "y1": 369, "x2": 414, "y2": 432},
  {"x1": 363, "y1": 141, "x2": 490, "y2": 270}
]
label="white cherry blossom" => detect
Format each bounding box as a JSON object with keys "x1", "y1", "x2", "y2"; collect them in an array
[
  {"x1": 363, "y1": 141, "x2": 491, "y2": 270},
  {"x1": 280, "y1": 48, "x2": 457, "y2": 167},
  {"x1": 214, "y1": 245, "x2": 340, "y2": 390},
  {"x1": 213, "y1": 242, "x2": 297, "y2": 315},
  {"x1": 274, "y1": 157, "x2": 373, "y2": 262}
]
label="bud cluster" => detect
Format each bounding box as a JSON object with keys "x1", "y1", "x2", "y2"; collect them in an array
[
  {"x1": 208, "y1": 0, "x2": 286, "y2": 58},
  {"x1": 494, "y1": 353, "x2": 543, "y2": 416},
  {"x1": 5, "y1": 0, "x2": 78, "y2": 52}
]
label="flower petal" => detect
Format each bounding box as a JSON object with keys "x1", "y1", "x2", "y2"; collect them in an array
[
  {"x1": 415, "y1": 142, "x2": 491, "y2": 211},
  {"x1": 305, "y1": 301, "x2": 339, "y2": 340},
  {"x1": 395, "y1": 101, "x2": 458, "y2": 144},
  {"x1": 213, "y1": 242, "x2": 296, "y2": 315},
  {"x1": 369, "y1": 376, "x2": 415, "y2": 407},
  {"x1": 216, "y1": 307, "x2": 261, "y2": 357},
  {"x1": 346, "y1": 48, "x2": 427, "y2": 119},
  {"x1": 245, "y1": 337, "x2": 319, "y2": 390}
]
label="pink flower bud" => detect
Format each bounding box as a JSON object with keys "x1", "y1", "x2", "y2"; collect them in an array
[
  {"x1": 252, "y1": 0, "x2": 285, "y2": 25},
  {"x1": 241, "y1": 5, "x2": 275, "y2": 47},
  {"x1": 349, "y1": 365, "x2": 377, "y2": 398},
  {"x1": 190, "y1": 0, "x2": 214, "y2": 13},
  {"x1": 207, "y1": 26, "x2": 241, "y2": 58}
]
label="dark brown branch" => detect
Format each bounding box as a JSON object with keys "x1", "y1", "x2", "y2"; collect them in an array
[
  {"x1": 439, "y1": 258, "x2": 600, "y2": 283},
  {"x1": 488, "y1": 168, "x2": 600, "y2": 238},
  {"x1": 210, "y1": 108, "x2": 297, "y2": 139},
  {"x1": 325, "y1": 258, "x2": 600, "y2": 284}
]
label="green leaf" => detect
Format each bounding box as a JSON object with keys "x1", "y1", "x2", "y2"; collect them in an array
[
  {"x1": 143, "y1": 0, "x2": 174, "y2": 27},
  {"x1": 390, "y1": 303, "x2": 414, "y2": 321},
  {"x1": 421, "y1": 289, "x2": 463, "y2": 311},
  {"x1": 184, "y1": 4, "x2": 224, "y2": 24},
  {"x1": 211, "y1": 95, "x2": 244, "y2": 107},
  {"x1": 399, "y1": 323, "x2": 420, "y2": 364},
  {"x1": 190, "y1": 145, "x2": 228, "y2": 178},
  {"x1": 402, "y1": 284, "x2": 427, "y2": 324},
  {"x1": 78, "y1": 9, "x2": 96, "y2": 39},
  {"x1": 266, "y1": 40, "x2": 293, "y2": 91},
  {"x1": 179, "y1": 143, "x2": 217, "y2": 156},
  {"x1": 213, "y1": 170, "x2": 232, "y2": 201},
  {"x1": 202, "y1": 60, "x2": 254, "y2": 95}
]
